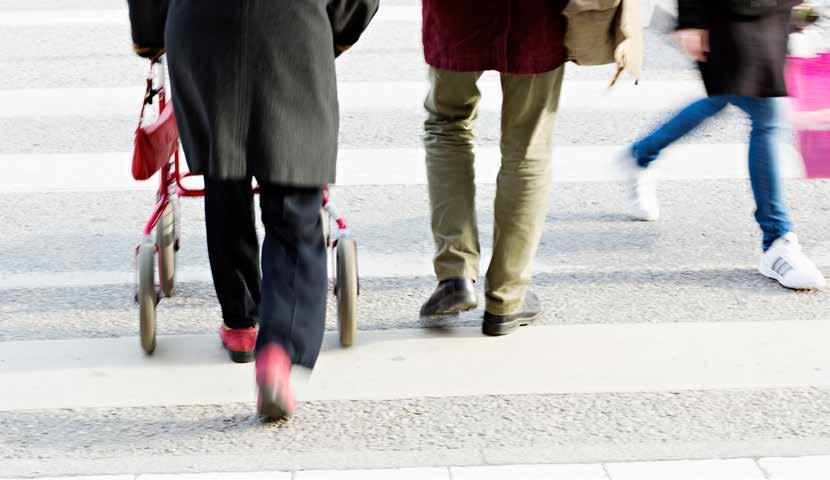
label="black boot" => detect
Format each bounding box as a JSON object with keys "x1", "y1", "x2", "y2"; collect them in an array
[
  {"x1": 482, "y1": 291, "x2": 541, "y2": 336},
  {"x1": 419, "y1": 278, "x2": 478, "y2": 317}
]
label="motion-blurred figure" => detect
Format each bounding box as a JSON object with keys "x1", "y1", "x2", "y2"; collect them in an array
[{"x1": 620, "y1": 0, "x2": 825, "y2": 290}]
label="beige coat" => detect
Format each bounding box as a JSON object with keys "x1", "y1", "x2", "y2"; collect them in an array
[{"x1": 563, "y1": 0, "x2": 643, "y2": 82}]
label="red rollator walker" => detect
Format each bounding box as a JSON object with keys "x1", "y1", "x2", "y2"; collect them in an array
[{"x1": 134, "y1": 57, "x2": 359, "y2": 354}]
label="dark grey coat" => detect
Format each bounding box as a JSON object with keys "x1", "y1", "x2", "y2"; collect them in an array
[
  {"x1": 128, "y1": 0, "x2": 378, "y2": 185},
  {"x1": 678, "y1": 0, "x2": 799, "y2": 98}
]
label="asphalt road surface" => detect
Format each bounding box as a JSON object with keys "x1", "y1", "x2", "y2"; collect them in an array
[{"x1": 1, "y1": 1, "x2": 829, "y2": 477}]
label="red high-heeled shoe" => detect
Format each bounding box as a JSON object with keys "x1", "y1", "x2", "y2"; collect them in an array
[{"x1": 255, "y1": 344, "x2": 296, "y2": 420}]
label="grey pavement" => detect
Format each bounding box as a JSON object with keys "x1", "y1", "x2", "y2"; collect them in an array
[
  {"x1": 1, "y1": 181, "x2": 829, "y2": 343},
  {"x1": 0, "y1": 27, "x2": 696, "y2": 88},
  {"x1": 2, "y1": 0, "x2": 830, "y2": 477},
  {"x1": 0, "y1": 110, "x2": 751, "y2": 154},
  {"x1": 3, "y1": 389, "x2": 830, "y2": 477}
]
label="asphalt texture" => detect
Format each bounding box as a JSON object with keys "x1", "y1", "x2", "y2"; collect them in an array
[
  {"x1": 2, "y1": 0, "x2": 830, "y2": 476},
  {"x1": 1, "y1": 181, "x2": 829, "y2": 343},
  {"x1": 3, "y1": 389, "x2": 830, "y2": 477}
]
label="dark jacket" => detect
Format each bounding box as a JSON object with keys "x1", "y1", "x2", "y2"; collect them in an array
[
  {"x1": 128, "y1": 0, "x2": 378, "y2": 185},
  {"x1": 678, "y1": 0, "x2": 800, "y2": 98},
  {"x1": 421, "y1": 0, "x2": 569, "y2": 74}
]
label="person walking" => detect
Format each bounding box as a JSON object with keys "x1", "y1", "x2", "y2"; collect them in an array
[
  {"x1": 127, "y1": 0, "x2": 378, "y2": 420},
  {"x1": 620, "y1": 0, "x2": 826, "y2": 290},
  {"x1": 417, "y1": 1, "x2": 572, "y2": 335}
]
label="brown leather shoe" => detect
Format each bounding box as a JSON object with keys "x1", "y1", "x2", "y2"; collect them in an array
[
  {"x1": 419, "y1": 278, "x2": 478, "y2": 317},
  {"x1": 482, "y1": 292, "x2": 542, "y2": 336}
]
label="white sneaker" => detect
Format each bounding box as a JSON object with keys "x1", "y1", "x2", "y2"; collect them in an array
[
  {"x1": 618, "y1": 148, "x2": 659, "y2": 221},
  {"x1": 760, "y1": 233, "x2": 826, "y2": 290}
]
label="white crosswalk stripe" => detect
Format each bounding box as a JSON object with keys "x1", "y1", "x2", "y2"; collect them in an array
[
  {"x1": 0, "y1": 6, "x2": 421, "y2": 26},
  {"x1": 0, "y1": 81, "x2": 706, "y2": 118},
  {"x1": 3, "y1": 320, "x2": 830, "y2": 411},
  {"x1": 0, "y1": 144, "x2": 806, "y2": 192},
  {"x1": 1, "y1": 1, "x2": 828, "y2": 478},
  {"x1": 7, "y1": 458, "x2": 830, "y2": 479}
]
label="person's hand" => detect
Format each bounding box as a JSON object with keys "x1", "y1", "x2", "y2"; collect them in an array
[
  {"x1": 792, "y1": 5, "x2": 820, "y2": 32},
  {"x1": 673, "y1": 29, "x2": 709, "y2": 62}
]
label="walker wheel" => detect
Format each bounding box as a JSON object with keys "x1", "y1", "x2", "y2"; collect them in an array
[
  {"x1": 138, "y1": 242, "x2": 158, "y2": 354},
  {"x1": 157, "y1": 203, "x2": 176, "y2": 297},
  {"x1": 335, "y1": 239, "x2": 358, "y2": 347}
]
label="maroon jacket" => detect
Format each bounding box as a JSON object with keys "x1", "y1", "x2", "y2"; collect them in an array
[{"x1": 422, "y1": 0, "x2": 569, "y2": 75}]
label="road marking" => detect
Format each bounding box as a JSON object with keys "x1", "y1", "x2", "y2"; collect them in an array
[
  {"x1": 0, "y1": 9, "x2": 129, "y2": 26},
  {"x1": 0, "y1": 81, "x2": 704, "y2": 118},
  {"x1": 140, "y1": 474, "x2": 291, "y2": 480},
  {"x1": 337, "y1": 79, "x2": 703, "y2": 112},
  {"x1": 0, "y1": 152, "x2": 157, "y2": 193},
  {"x1": 7, "y1": 457, "x2": 830, "y2": 480},
  {"x1": 0, "y1": 253, "x2": 633, "y2": 290},
  {"x1": 2, "y1": 320, "x2": 830, "y2": 411},
  {"x1": 296, "y1": 468, "x2": 448, "y2": 480},
  {"x1": 9, "y1": 457, "x2": 830, "y2": 480},
  {"x1": 335, "y1": 144, "x2": 805, "y2": 185},
  {"x1": 0, "y1": 253, "x2": 433, "y2": 289},
  {"x1": 7, "y1": 477, "x2": 134, "y2": 480},
  {"x1": 0, "y1": 144, "x2": 805, "y2": 193},
  {"x1": 606, "y1": 458, "x2": 766, "y2": 480},
  {"x1": 450, "y1": 464, "x2": 609, "y2": 480},
  {"x1": 759, "y1": 455, "x2": 830, "y2": 480},
  {"x1": 0, "y1": 7, "x2": 421, "y2": 27}
]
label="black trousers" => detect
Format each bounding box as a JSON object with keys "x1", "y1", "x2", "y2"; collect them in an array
[{"x1": 204, "y1": 177, "x2": 327, "y2": 368}]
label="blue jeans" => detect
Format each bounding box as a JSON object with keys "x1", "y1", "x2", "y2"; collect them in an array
[{"x1": 632, "y1": 95, "x2": 792, "y2": 251}]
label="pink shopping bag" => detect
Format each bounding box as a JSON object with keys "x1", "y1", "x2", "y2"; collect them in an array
[{"x1": 786, "y1": 53, "x2": 830, "y2": 179}]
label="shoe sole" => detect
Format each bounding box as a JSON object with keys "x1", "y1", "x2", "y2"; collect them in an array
[
  {"x1": 228, "y1": 350, "x2": 255, "y2": 363},
  {"x1": 420, "y1": 297, "x2": 478, "y2": 317},
  {"x1": 257, "y1": 383, "x2": 293, "y2": 421},
  {"x1": 221, "y1": 342, "x2": 255, "y2": 364},
  {"x1": 627, "y1": 203, "x2": 659, "y2": 222},
  {"x1": 482, "y1": 311, "x2": 542, "y2": 336},
  {"x1": 629, "y1": 212, "x2": 659, "y2": 222},
  {"x1": 759, "y1": 263, "x2": 825, "y2": 290}
]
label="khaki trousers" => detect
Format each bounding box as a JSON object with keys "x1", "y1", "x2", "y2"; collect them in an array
[{"x1": 424, "y1": 66, "x2": 563, "y2": 315}]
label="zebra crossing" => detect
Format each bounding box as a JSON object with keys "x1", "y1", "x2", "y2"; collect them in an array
[{"x1": 1, "y1": 1, "x2": 829, "y2": 478}]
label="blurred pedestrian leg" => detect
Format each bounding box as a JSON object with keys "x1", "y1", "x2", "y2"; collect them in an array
[
  {"x1": 631, "y1": 96, "x2": 729, "y2": 166},
  {"x1": 205, "y1": 177, "x2": 327, "y2": 416},
  {"x1": 621, "y1": 97, "x2": 729, "y2": 222},
  {"x1": 731, "y1": 97, "x2": 792, "y2": 251},
  {"x1": 255, "y1": 184, "x2": 327, "y2": 369},
  {"x1": 630, "y1": 95, "x2": 793, "y2": 251},
  {"x1": 618, "y1": 0, "x2": 825, "y2": 290}
]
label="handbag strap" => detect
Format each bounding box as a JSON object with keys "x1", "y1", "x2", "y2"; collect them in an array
[{"x1": 137, "y1": 56, "x2": 164, "y2": 130}]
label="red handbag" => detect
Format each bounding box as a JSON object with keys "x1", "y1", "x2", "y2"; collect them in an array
[{"x1": 132, "y1": 60, "x2": 179, "y2": 181}]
